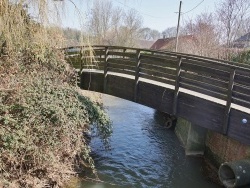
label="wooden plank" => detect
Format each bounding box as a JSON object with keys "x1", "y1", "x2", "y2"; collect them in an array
[
  {"x1": 228, "y1": 109, "x2": 250, "y2": 145},
  {"x1": 173, "y1": 57, "x2": 182, "y2": 116},
  {"x1": 180, "y1": 71, "x2": 228, "y2": 89},
  {"x1": 108, "y1": 58, "x2": 136, "y2": 66},
  {"x1": 184, "y1": 58, "x2": 231, "y2": 73},
  {"x1": 139, "y1": 67, "x2": 176, "y2": 80},
  {"x1": 93, "y1": 49, "x2": 105, "y2": 56},
  {"x1": 80, "y1": 72, "x2": 104, "y2": 92},
  {"x1": 140, "y1": 58, "x2": 178, "y2": 69},
  {"x1": 180, "y1": 77, "x2": 227, "y2": 95},
  {"x1": 232, "y1": 98, "x2": 250, "y2": 109},
  {"x1": 223, "y1": 69, "x2": 235, "y2": 135},
  {"x1": 106, "y1": 75, "x2": 134, "y2": 101},
  {"x1": 108, "y1": 51, "x2": 136, "y2": 58},
  {"x1": 108, "y1": 62, "x2": 135, "y2": 71},
  {"x1": 141, "y1": 55, "x2": 178, "y2": 68},
  {"x1": 180, "y1": 82, "x2": 227, "y2": 100},
  {"x1": 177, "y1": 92, "x2": 224, "y2": 133},
  {"x1": 232, "y1": 91, "x2": 250, "y2": 103},
  {"x1": 137, "y1": 81, "x2": 174, "y2": 114},
  {"x1": 139, "y1": 73, "x2": 175, "y2": 86},
  {"x1": 233, "y1": 84, "x2": 250, "y2": 95},
  {"x1": 108, "y1": 67, "x2": 135, "y2": 76},
  {"x1": 140, "y1": 53, "x2": 178, "y2": 62},
  {"x1": 140, "y1": 63, "x2": 176, "y2": 76},
  {"x1": 234, "y1": 74, "x2": 250, "y2": 87},
  {"x1": 181, "y1": 61, "x2": 230, "y2": 81},
  {"x1": 236, "y1": 68, "x2": 250, "y2": 78},
  {"x1": 81, "y1": 65, "x2": 104, "y2": 70}
]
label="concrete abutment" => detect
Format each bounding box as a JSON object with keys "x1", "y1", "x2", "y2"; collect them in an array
[{"x1": 175, "y1": 117, "x2": 250, "y2": 187}]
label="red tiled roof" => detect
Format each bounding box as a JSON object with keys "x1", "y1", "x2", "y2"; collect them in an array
[{"x1": 150, "y1": 35, "x2": 196, "y2": 50}]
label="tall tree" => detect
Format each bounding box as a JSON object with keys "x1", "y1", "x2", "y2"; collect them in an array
[
  {"x1": 216, "y1": 0, "x2": 250, "y2": 47},
  {"x1": 87, "y1": 0, "x2": 143, "y2": 47},
  {"x1": 184, "y1": 13, "x2": 220, "y2": 57},
  {"x1": 139, "y1": 27, "x2": 161, "y2": 40}
]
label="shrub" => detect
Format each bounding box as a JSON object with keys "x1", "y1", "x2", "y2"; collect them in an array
[{"x1": 0, "y1": 49, "x2": 112, "y2": 187}]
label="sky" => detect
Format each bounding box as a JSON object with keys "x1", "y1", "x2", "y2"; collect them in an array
[{"x1": 59, "y1": 0, "x2": 219, "y2": 32}]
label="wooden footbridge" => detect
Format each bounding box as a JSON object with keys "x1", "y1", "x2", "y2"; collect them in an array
[{"x1": 64, "y1": 45, "x2": 250, "y2": 145}]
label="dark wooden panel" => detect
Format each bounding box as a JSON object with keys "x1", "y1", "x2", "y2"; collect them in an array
[
  {"x1": 234, "y1": 74, "x2": 250, "y2": 87},
  {"x1": 140, "y1": 53, "x2": 178, "y2": 62},
  {"x1": 108, "y1": 58, "x2": 136, "y2": 66},
  {"x1": 82, "y1": 65, "x2": 104, "y2": 70},
  {"x1": 180, "y1": 77, "x2": 227, "y2": 95},
  {"x1": 80, "y1": 72, "x2": 104, "y2": 92},
  {"x1": 140, "y1": 63, "x2": 176, "y2": 75},
  {"x1": 184, "y1": 58, "x2": 231, "y2": 72},
  {"x1": 108, "y1": 62, "x2": 135, "y2": 71},
  {"x1": 232, "y1": 91, "x2": 250, "y2": 102},
  {"x1": 140, "y1": 67, "x2": 176, "y2": 80},
  {"x1": 180, "y1": 71, "x2": 228, "y2": 89},
  {"x1": 177, "y1": 92, "x2": 224, "y2": 132},
  {"x1": 139, "y1": 73, "x2": 175, "y2": 86},
  {"x1": 179, "y1": 82, "x2": 227, "y2": 100},
  {"x1": 108, "y1": 51, "x2": 136, "y2": 58},
  {"x1": 93, "y1": 50, "x2": 105, "y2": 56},
  {"x1": 108, "y1": 68, "x2": 135, "y2": 76},
  {"x1": 232, "y1": 98, "x2": 250, "y2": 109},
  {"x1": 228, "y1": 109, "x2": 250, "y2": 145},
  {"x1": 234, "y1": 84, "x2": 250, "y2": 95},
  {"x1": 140, "y1": 55, "x2": 178, "y2": 69},
  {"x1": 236, "y1": 68, "x2": 250, "y2": 78},
  {"x1": 181, "y1": 61, "x2": 230, "y2": 81},
  {"x1": 106, "y1": 75, "x2": 134, "y2": 101},
  {"x1": 137, "y1": 81, "x2": 174, "y2": 114}
]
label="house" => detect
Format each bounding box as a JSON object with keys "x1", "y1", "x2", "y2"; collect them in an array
[
  {"x1": 150, "y1": 35, "x2": 198, "y2": 54},
  {"x1": 233, "y1": 32, "x2": 250, "y2": 49}
]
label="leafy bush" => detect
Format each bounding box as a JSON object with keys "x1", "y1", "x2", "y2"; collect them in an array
[
  {"x1": 0, "y1": 50, "x2": 112, "y2": 187},
  {"x1": 231, "y1": 50, "x2": 250, "y2": 64},
  {"x1": 0, "y1": 1, "x2": 112, "y2": 186}
]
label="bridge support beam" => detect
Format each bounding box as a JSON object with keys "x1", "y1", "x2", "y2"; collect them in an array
[
  {"x1": 175, "y1": 117, "x2": 207, "y2": 156},
  {"x1": 185, "y1": 124, "x2": 207, "y2": 156}
]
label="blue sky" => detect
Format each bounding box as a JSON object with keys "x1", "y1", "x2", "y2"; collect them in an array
[{"x1": 61, "y1": 0, "x2": 218, "y2": 32}]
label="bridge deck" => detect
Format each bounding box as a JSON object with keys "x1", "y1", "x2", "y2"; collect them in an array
[{"x1": 64, "y1": 45, "x2": 250, "y2": 145}]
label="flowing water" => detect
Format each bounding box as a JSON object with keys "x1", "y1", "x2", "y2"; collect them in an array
[{"x1": 80, "y1": 94, "x2": 221, "y2": 188}]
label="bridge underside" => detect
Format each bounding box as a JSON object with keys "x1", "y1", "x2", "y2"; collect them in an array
[{"x1": 81, "y1": 71, "x2": 250, "y2": 145}]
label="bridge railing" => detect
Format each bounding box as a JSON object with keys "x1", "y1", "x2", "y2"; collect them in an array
[{"x1": 64, "y1": 45, "x2": 250, "y2": 134}]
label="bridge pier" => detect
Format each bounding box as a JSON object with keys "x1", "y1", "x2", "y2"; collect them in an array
[
  {"x1": 175, "y1": 117, "x2": 207, "y2": 156},
  {"x1": 186, "y1": 124, "x2": 207, "y2": 156}
]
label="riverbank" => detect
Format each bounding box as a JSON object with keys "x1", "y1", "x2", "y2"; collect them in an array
[{"x1": 0, "y1": 54, "x2": 112, "y2": 187}]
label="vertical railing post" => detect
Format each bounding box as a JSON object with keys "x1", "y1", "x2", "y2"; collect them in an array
[
  {"x1": 223, "y1": 68, "x2": 235, "y2": 135},
  {"x1": 173, "y1": 56, "x2": 182, "y2": 116},
  {"x1": 134, "y1": 49, "x2": 141, "y2": 102},
  {"x1": 80, "y1": 47, "x2": 83, "y2": 72},
  {"x1": 103, "y1": 47, "x2": 109, "y2": 93},
  {"x1": 123, "y1": 48, "x2": 126, "y2": 59}
]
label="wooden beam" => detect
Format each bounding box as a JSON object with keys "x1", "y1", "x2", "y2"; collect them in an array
[
  {"x1": 223, "y1": 68, "x2": 235, "y2": 135},
  {"x1": 134, "y1": 49, "x2": 141, "y2": 102},
  {"x1": 173, "y1": 56, "x2": 182, "y2": 116},
  {"x1": 103, "y1": 47, "x2": 109, "y2": 93}
]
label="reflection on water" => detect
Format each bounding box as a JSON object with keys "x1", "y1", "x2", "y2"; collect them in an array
[{"x1": 81, "y1": 94, "x2": 221, "y2": 188}]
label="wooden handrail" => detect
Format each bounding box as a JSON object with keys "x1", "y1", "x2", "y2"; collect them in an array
[{"x1": 64, "y1": 45, "x2": 250, "y2": 110}]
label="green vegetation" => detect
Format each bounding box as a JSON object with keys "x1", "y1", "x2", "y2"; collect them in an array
[
  {"x1": 232, "y1": 50, "x2": 250, "y2": 64},
  {"x1": 0, "y1": 0, "x2": 112, "y2": 187}
]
